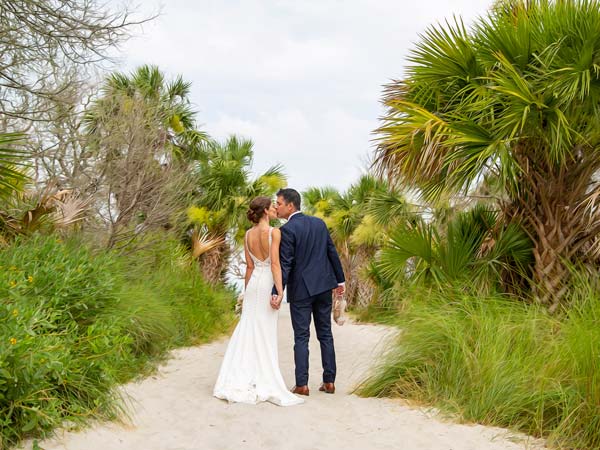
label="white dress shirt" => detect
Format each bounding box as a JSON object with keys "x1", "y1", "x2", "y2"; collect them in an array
[{"x1": 287, "y1": 210, "x2": 302, "y2": 220}]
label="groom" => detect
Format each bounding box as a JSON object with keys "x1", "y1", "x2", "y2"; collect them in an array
[{"x1": 271, "y1": 188, "x2": 345, "y2": 396}]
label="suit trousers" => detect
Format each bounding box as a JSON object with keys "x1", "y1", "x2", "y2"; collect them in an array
[{"x1": 289, "y1": 290, "x2": 336, "y2": 386}]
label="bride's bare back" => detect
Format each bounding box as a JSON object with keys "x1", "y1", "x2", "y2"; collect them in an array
[{"x1": 246, "y1": 226, "x2": 272, "y2": 261}]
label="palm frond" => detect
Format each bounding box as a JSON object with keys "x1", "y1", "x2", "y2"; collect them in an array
[
  {"x1": 0, "y1": 132, "x2": 30, "y2": 200},
  {"x1": 367, "y1": 190, "x2": 411, "y2": 225},
  {"x1": 191, "y1": 228, "x2": 224, "y2": 259},
  {"x1": 168, "y1": 75, "x2": 192, "y2": 100},
  {"x1": 51, "y1": 190, "x2": 93, "y2": 228},
  {"x1": 378, "y1": 219, "x2": 437, "y2": 283}
]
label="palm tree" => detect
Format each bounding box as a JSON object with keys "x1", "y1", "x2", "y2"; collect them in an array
[
  {"x1": 84, "y1": 66, "x2": 208, "y2": 247},
  {"x1": 303, "y1": 175, "x2": 411, "y2": 307},
  {"x1": 303, "y1": 186, "x2": 341, "y2": 218},
  {"x1": 374, "y1": 0, "x2": 600, "y2": 310},
  {"x1": 85, "y1": 65, "x2": 208, "y2": 162},
  {"x1": 190, "y1": 135, "x2": 286, "y2": 284}
]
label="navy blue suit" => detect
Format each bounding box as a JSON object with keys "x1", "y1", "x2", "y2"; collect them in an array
[{"x1": 275, "y1": 212, "x2": 345, "y2": 386}]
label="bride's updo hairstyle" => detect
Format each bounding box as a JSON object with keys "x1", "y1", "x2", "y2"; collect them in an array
[{"x1": 247, "y1": 196, "x2": 272, "y2": 224}]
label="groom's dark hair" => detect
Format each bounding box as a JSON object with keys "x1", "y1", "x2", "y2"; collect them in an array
[{"x1": 277, "y1": 188, "x2": 301, "y2": 210}]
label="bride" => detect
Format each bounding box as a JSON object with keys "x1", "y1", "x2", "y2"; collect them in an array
[{"x1": 213, "y1": 196, "x2": 304, "y2": 406}]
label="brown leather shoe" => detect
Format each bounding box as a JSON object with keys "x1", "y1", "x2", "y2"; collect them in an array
[
  {"x1": 319, "y1": 382, "x2": 335, "y2": 394},
  {"x1": 291, "y1": 385, "x2": 310, "y2": 396}
]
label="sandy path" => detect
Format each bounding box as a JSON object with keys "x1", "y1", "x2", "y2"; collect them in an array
[{"x1": 28, "y1": 305, "x2": 543, "y2": 450}]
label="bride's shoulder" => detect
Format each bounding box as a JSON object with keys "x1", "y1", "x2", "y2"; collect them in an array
[{"x1": 245, "y1": 225, "x2": 258, "y2": 237}]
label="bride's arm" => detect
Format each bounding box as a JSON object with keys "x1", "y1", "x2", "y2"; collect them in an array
[
  {"x1": 244, "y1": 239, "x2": 254, "y2": 289},
  {"x1": 270, "y1": 228, "x2": 284, "y2": 297}
]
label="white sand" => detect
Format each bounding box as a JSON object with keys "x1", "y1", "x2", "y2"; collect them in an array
[{"x1": 27, "y1": 305, "x2": 544, "y2": 450}]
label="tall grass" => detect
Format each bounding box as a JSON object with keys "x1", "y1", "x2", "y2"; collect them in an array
[
  {"x1": 356, "y1": 285, "x2": 600, "y2": 449},
  {"x1": 0, "y1": 234, "x2": 235, "y2": 448},
  {"x1": 112, "y1": 236, "x2": 236, "y2": 369}
]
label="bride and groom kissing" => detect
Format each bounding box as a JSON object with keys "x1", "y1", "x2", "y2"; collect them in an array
[{"x1": 213, "y1": 188, "x2": 346, "y2": 406}]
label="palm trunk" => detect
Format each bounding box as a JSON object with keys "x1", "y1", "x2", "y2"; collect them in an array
[
  {"x1": 199, "y1": 242, "x2": 230, "y2": 285},
  {"x1": 340, "y1": 247, "x2": 376, "y2": 309},
  {"x1": 530, "y1": 221, "x2": 570, "y2": 311},
  {"x1": 340, "y1": 253, "x2": 358, "y2": 306},
  {"x1": 512, "y1": 154, "x2": 600, "y2": 312}
]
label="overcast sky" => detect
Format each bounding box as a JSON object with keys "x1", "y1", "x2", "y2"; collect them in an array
[{"x1": 115, "y1": 0, "x2": 493, "y2": 192}]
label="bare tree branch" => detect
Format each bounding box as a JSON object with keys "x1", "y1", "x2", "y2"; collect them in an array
[{"x1": 0, "y1": 0, "x2": 155, "y2": 122}]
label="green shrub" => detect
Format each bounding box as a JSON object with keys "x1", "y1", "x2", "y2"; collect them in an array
[
  {"x1": 0, "y1": 234, "x2": 235, "y2": 447},
  {"x1": 0, "y1": 235, "x2": 130, "y2": 447},
  {"x1": 357, "y1": 286, "x2": 600, "y2": 449}
]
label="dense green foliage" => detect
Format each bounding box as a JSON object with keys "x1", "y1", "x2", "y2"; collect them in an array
[
  {"x1": 0, "y1": 235, "x2": 235, "y2": 447},
  {"x1": 377, "y1": 204, "x2": 533, "y2": 295}
]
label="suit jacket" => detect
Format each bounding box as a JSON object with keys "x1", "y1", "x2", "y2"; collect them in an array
[{"x1": 273, "y1": 212, "x2": 345, "y2": 302}]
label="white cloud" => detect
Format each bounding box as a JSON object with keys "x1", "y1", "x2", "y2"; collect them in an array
[
  {"x1": 114, "y1": 0, "x2": 493, "y2": 191},
  {"x1": 210, "y1": 107, "x2": 372, "y2": 190}
]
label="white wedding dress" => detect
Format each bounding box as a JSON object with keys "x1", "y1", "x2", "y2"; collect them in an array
[{"x1": 213, "y1": 227, "x2": 304, "y2": 406}]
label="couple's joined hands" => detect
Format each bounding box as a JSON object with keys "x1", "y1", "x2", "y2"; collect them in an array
[
  {"x1": 270, "y1": 294, "x2": 283, "y2": 310},
  {"x1": 270, "y1": 285, "x2": 345, "y2": 310}
]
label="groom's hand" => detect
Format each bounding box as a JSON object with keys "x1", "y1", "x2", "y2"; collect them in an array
[{"x1": 334, "y1": 284, "x2": 345, "y2": 296}]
